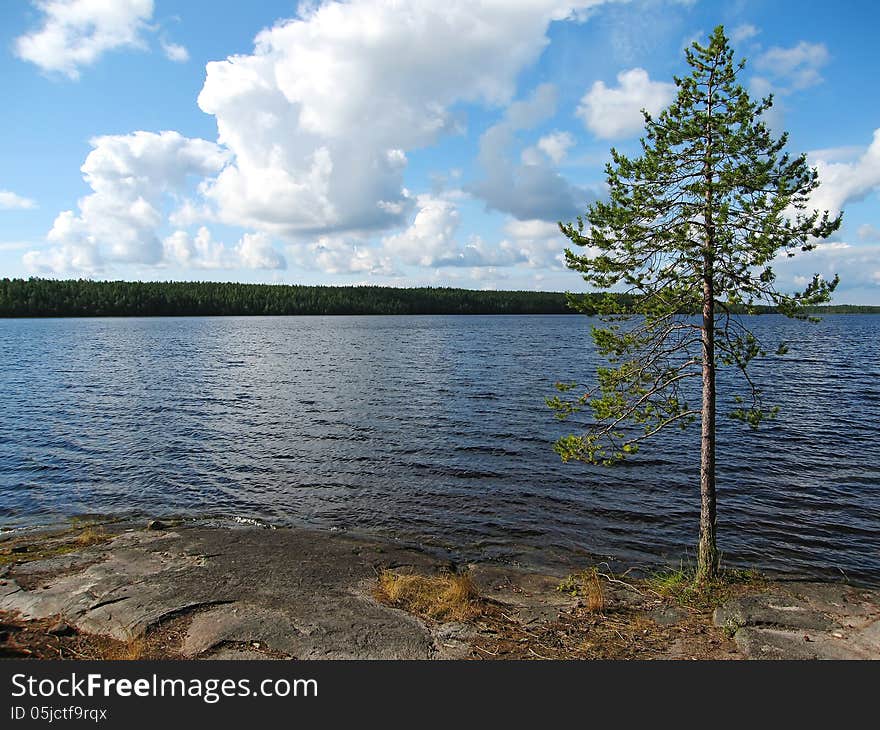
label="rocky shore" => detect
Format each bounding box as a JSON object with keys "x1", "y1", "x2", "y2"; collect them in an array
[{"x1": 1, "y1": 522, "x2": 877, "y2": 660}]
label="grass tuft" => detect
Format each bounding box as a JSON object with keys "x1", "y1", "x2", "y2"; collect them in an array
[
  {"x1": 644, "y1": 563, "x2": 766, "y2": 611},
  {"x1": 100, "y1": 628, "x2": 150, "y2": 661},
  {"x1": 557, "y1": 567, "x2": 606, "y2": 612},
  {"x1": 0, "y1": 525, "x2": 112, "y2": 566},
  {"x1": 75, "y1": 527, "x2": 106, "y2": 547},
  {"x1": 374, "y1": 569, "x2": 483, "y2": 622},
  {"x1": 105, "y1": 634, "x2": 148, "y2": 661}
]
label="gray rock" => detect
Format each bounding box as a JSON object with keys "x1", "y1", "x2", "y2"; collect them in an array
[
  {"x1": 1, "y1": 526, "x2": 438, "y2": 659},
  {"x1": 651, "y1": 605, "x2": 688, "y2": 626},
  {"x1": 714, "y1": 583, "x2": 880, "y2": 660},
  {"x1": 434, "y1": 622, "x2": 474, "y2": 641},
  {"x1": 47, "y1": 621, "x2": 74, "y2": 637},
  {"x1": 713, "y1": 594, "x2": 834, "y2": 632},
  {"x1": 205, "y1": 647, "x2": 281, "y2": 660}
]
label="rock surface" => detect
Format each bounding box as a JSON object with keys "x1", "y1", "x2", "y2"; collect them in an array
[
  {"x1": 714, "y1": 581, "x2": 880, "y2": 659},
  {"x1": 0, "y1": 526, "x2": 442, "y2": 659},
  {"x1": 3, "y1": 525, "x2": 877, "y2": 660}
]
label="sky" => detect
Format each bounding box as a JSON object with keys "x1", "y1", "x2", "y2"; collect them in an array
[{"x1": 1, "y1": 0, "x2": 879, "y2": 303}]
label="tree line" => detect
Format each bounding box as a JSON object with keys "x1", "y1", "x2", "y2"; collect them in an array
[
  {"x1": 0, "y1": 278, "x2": 580, "y2": 317},
  {"x1": 0, "y1": 278, "x2": 875, "y2": 318}
]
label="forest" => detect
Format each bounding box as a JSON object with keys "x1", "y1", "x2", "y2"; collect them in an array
[{"x1": 0, "y1": 278, "x2": 877, "y2": 317}]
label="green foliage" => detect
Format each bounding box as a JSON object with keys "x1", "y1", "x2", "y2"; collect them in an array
[
  {"x1": 644, "y1": 563, "x2": 766, "y2": 611},
  {"x1": 0, "y1": 278, "x2": 871, "y2": 318},
  {"x1": 0, "y1": 278, "x2": 580, "y2": 317},
  {"x1": 550, "y1": 26, "x2": 842, "y2": 464}
]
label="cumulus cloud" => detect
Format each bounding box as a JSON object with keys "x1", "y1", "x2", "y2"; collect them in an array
[
  {"x1": 773, "y1": 241, "x2": 880, "y2": 297},
  {"x1": 382, "y1": 195, "x2": 462, "y2": 267},
  {"x1": 577, "y1": 68, "x2": 675, "y2": 139},
  {"x1": 497, "y1": 218, "x2": 568, "y2": 269},
  {"x1": 162, "y1": 227, "x2": 286, "y2": 270},
  {"x1": 808, "y1": 129, "x2": 880, "y2": 217},
  {"x1": 24, "y1": 131, "x2": 232, "y2": 273},
  {"x1": 382, "y1": 194, "x2": 527, "y2": 268},
  {"x1": 730, "y1": 24, "x2": 760, "y2": 44},
  {"x1": 754, "y1": 41, "x2": 830, "y2": 93},
  {"x1": 287, "y1": 235, "x2": 396, "y2": 277},
  {"x1": 15, "y1": 0, "x2": 155, "y2": 79},
  {"x1": 161, "y1": 40, "x2": 189, "y2": 63},
  {"x1": 858, "y1": 224, "x2": 880, "y2": 242},
  {"x1": 196, "y1": 0, "x2": 611, "y2": 238},
  {"x1": 22, "y1": 240, "x2": 102, "y2": 275},
  {"x1": 534, "y1": 131, "x2": 576, "y2": 164},
  {"x1": 236, "y1": 231, "x2": 286, "y2": 269},
  {"x1": 288, "y1": 193, "x2": 538, "y2": 276},
  {"x1": 0, "y1": 190, "x2": 38, "y2": 210},
  {"x1": 471, "y1": 84, "x2": 594, "y2": 221},
  {"x1": 31, "y1": 1, "x2": 620, "y2": 277}
]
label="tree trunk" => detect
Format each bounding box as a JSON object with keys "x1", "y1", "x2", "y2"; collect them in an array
[
  {"x1": 697, "y1": 255, "x2": 719, "y2": 583},
  {"x1": 696, "y1": 58, "x2": 720, "y2": 585}
]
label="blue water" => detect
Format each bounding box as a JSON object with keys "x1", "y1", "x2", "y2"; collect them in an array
[{"x1": 1, "y1": 314, "x2": 878, "y2": 583}]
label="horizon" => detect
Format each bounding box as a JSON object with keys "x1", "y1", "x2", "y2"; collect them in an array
[
  {"x1": 2, "y1": 1, "x2": 879, "y2": 303},
  {"x1": 4, "y1": 277, "x2": 880, "y2": 310}
]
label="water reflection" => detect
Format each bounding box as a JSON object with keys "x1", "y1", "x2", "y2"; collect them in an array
[{"x1": 0, "y1": 314, "x2": 878, "y2": 583}]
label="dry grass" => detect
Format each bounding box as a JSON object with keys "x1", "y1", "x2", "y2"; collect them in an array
[
  {"x1": 374, "y1": 569, "x2": 483, "y2": 622},
  {"x1": 75, "y1": 527, "x2": 106, "y2": 547},
  {"x1": 557, "y1": 567, "x2": 606, "y2": 613},
  {"x1": 584, "y1": 571, "x2": 605, "y2": 613},
  {"x1": 104, "y1": 633, "x2": 148, "y2": 661}
]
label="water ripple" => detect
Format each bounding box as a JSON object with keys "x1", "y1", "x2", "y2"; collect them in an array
[{"x1": 0, "y1": 314, "x2": 878, "y2": 583}]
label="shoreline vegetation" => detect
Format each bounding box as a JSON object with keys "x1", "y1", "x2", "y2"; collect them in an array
[
  {"x1": 2, "y1": 278, "x2": 879, "y2": 318},
  {"x1": 1, "y1": 519, "x2": 878, "y2": 660}
]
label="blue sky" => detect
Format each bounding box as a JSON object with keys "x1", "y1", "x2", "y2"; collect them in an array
[{"x1": 2, "y1": 0, "x2": 879, "y2": 302}]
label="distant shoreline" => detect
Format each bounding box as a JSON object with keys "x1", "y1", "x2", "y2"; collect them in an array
[{"x1": 3, "y1": 278, "x2": 879, "y2": 317}]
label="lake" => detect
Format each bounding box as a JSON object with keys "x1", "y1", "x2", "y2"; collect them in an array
[{"x1": 1, "y1": 314, "x2": 878, "y2": 583}]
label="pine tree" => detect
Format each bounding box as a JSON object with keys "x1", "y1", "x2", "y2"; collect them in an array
[{"x1": 548, "y1": 26, "x2": 842, "y2": 583}]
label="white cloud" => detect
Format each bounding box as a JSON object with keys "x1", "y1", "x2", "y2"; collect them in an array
[
  {"x1": 382, "y1": 194, "x2": 525, "y2": 268},
  {"x1": 382, "y1": 195, "x2": 461, "y2": 267},
  {"x1": 24, "y1": 131, "x2": 231, "y2": 274},
  {"x1": 809, "y1": 129, "x2": 880, "y2": 217},
  {"x1": 161, "y1": 40, "x2": 189, "y2": 63},
  {"x1": 15, "y1": 0, "x2": 154, "y2": 79},
  {"x1": 730, "y1": 24, "x2": 759, "y2": 44},
  {"x1": 576, "y1": 68, "x2": 675, "y2": 139},
  {"x1": 754, "y1": 41, "x2": 830, "y2": 92},
  {"x1": 806, "y1": 145, "x2": 863, "y2": 164},
  {"x1": 504, "y1": 219, "x2": 562, "y2": 240},
  {"x1": 773, "y1": 242, "x2": 880, "y2": 295},
  {"x1": 471, "y1": 84, "x2": 594, "y2": 221},
  {"x1": 196, "y1": 0, "x2": 612, "y2": 238},
  {"x1": 236, "y1": 231, "x2": 286, "y2": 269},
  {"x1": 162, "y1": 227, "x2": 227, "y2": 269},
  {"x1": 0, "y1": 190, "x2": 38, "y2": 210},
  {"x1": 287, "y1": 235, "x2": 395, "y2": 276},
  {"x1": 536, "y1": 131, "x2": 576, "y2": 164},
  {"x1": 23, "y1": 241, "x2": 102, "y2": 275},
  {"x1": 0, "y1": 241, "x2": 34, "y2": 252},
  {"x1": 168, "y1": 198, "x2": 214, "y2": 228},
  {"x1": 498, "y1": 218, "x2": 568, "y2": 269},
  {"x1": 162, "y1": 227, "x2": 286, "y2": 270},
  {"x1": 289, "y1": 193, "x2": 538, "y2": 276},
  {"x1": 858, "y1": 224, "x2": 880, "y2": 242},
  {"x1": 30, "y1": 1, "x2": 623, "y2": 277}
]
